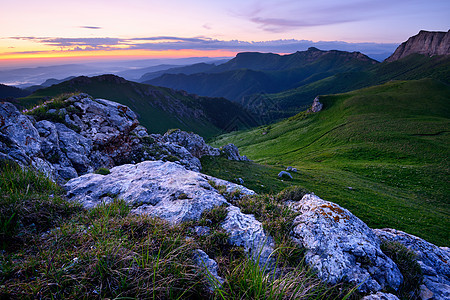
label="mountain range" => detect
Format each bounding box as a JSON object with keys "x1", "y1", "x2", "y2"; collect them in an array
[
  {"x1": 14, "y1": 75, "x2": 258, "y2": 138},
  {"x1": 145, "y1": 47, "x2": 378, "y2": 103}
]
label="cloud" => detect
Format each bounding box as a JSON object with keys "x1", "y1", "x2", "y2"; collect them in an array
[
  {"x1": 5, "y1": 36, "x2": 398, "y2": 58},
  {"x1": 9, "y1": 37, "x2": 122, "y2": 49},
  {"x1": 80, "y1": 26, "x2": 102, "y2": 30},
  {"x1": 239, "y1": 0, "x2": 408, "y2": 33},
  {"x1": 249, "y1": 16, "x2": 355, "y2": 33}
]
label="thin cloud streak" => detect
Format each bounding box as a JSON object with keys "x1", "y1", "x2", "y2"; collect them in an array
[{"x1": 80, "y1": 26, "x2": 102, "y2": 30}]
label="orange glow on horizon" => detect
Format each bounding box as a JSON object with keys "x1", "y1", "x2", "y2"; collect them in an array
[{"x1": 0, "y1": 49, "x2": 237, "y2": 62}]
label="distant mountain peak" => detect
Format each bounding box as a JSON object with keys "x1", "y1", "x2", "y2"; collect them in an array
[{"x1": 385, "y1": 30, "x2": 450, "y2": 62}]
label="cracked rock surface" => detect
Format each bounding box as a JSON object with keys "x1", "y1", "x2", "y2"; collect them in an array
[{"x1": 289, "y1": 194, "x2": 403, "y2": 293}]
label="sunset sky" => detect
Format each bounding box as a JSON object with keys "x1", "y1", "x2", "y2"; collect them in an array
[{"x1": 1, "y1": 0, "x2": 448, "y2": 65}]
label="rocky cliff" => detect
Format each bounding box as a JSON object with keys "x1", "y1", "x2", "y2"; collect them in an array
[
  {"x1": 385, "y1": 30, "x2": 450, "y2": 62},
  {"x1": 1, "y1": 95, "x2": 449, "y2": 299}
]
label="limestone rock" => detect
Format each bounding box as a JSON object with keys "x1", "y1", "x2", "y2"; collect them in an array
[
  {"x1": 385, "y1": 30, "x2": 450, "y2": 62},
  {"x1": 308, "y1": 96, "x2": 323, "y2": 113},
  {"x1": 362, "y1": 292, "x2": 400, "y2": 300},
  {"x1": 0, "y1": 101, "x2": 41, "y2": 157},
  {"x1": 221, "y1": 143, "x2": 250, "y2": 161},
  {"x1": 278, "y1": 171, "x2": 292, "y2": 179},
  {"x1": 64, "y1": 160, "x2": 272, "y2": 267},
  {"x1": 221, "y1": 205, "x2": 275, "y2": 269},
  {"x1": 193, "y1": 249, "x2": 225, "y2": 291},
  {"x1": 290, "y1": 194, "x2": 403, "y2": 293},
  {"x1": 374, "y1": 228, "x2": 450, "y2": 300},
  {"x1": 162, "y1": 129, "x2": 220, "y2": 158},
  {"x1": 64, "y1": 160, "x2": 253, "y2": 223}
]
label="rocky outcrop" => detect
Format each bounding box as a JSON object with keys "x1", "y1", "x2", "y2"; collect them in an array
[
  {"x1": 0, "y1": 94, "x2": 249, "y2": 181},
  {"x1": 374, "y1": 228, "x2": 450, "y2": 300},
  {"x1": 220, "y1": 143, "x2": 250, "y2": 161},
  {"x1": 64, "y1": 160, "x2": 253, "y2": 221},
  {"x1": 307, "y1": 96, "x2": 323, "y2": 113},
  {"x1": 64, "y1": 160, "x2": 274, "y2": 267},
  {"x1": 162, "y1": 129, "x2": 220, "y2": 158},
  {"x1": 162, "y1": 129, "x2": 250, "y2": 162},
  {"x1": 385, "y1": 30, "x2": 450, "y2": 62},
  {"x1": 289, "y1": 194, "x2": 403, "y2": 293}
]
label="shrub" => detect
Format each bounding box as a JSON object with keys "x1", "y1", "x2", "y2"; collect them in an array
[
  {"x1": 276, "y1": 186, "x2": 309, "y2": 202},
  {"x1": 94, "y1": 167, "x2": 111, "y2": 175}
]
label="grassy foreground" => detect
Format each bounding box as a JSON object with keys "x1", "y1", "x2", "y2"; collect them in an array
[
  {"x1": 209, "y1": 79, "x2": 450, "y2": 246},
  {"x1": 1, "y1": 163, "x2": 357, "y2": 299}
]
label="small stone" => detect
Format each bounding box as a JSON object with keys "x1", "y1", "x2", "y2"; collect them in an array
[{"x1": 278, "y1": 171, "x2": 293, "y2": 179}]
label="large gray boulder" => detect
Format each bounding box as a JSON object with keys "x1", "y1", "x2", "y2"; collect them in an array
[
  {"x1": 64, "y1": 160, "x2": 275, "y2": 267},
  {"x1": 289, "y1": 194, "x2": 403, "y2": 293},
  {"x1": 65, "y1": 160, "x2": 230, "y2": 221},
  {"x1": 374, "y1": 228, "x2": 450, "y2": 300}
]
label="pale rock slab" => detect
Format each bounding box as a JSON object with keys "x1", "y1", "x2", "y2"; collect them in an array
[{"x1": 289, "y1": 194, "x2": 403, "y2": 293}]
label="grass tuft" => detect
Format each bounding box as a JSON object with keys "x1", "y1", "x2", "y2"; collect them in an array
[{"x1": 380, "y1": 239, "x2": 423, "y2": 298}]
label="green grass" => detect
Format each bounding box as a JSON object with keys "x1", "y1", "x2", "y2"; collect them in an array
[{"x1": 208, "y1": 79, "x2": 450, "y2": 246}]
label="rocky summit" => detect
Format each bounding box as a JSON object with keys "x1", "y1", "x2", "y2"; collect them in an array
[
  {"x1": 1, "y1": 94, "x2": 449, "y2": 299},
  {"x1": 385, "y1": 30, "x2": 450, "y2": 62}
]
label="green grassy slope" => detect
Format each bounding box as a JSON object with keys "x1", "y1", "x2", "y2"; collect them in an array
[
  {"x1": 208, "y1": 79, "x2": 450, "y2": 245},
  {"x1": 241, "y1": 54, "x2": 450, "y2": 121},
  {"x1": 15, "y1": 75, "x2": 258, "y2": 138}
]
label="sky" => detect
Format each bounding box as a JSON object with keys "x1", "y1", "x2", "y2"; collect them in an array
[{"x1": 1, "y1": 0, "x2": 448, "y2": 66}]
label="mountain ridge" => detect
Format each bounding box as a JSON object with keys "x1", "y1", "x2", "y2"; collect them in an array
[
  {"x1": 146, "y1": 47, "x2": 378, "y2": 102},
  {"x1": 385, "y1": 30, "x2": 450, "y2": 62}
]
